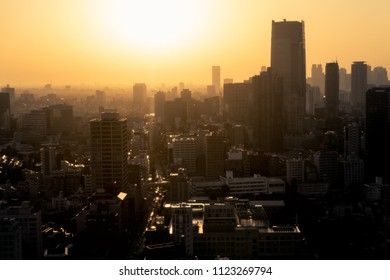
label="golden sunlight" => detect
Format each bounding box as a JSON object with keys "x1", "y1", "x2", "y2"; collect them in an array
[{"x1": 99, "y1": 0, "x2": 204, "y2": 52}]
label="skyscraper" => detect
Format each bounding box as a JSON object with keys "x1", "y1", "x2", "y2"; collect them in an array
[
  {"x1": 0, "y1": 91, "x2": 11, "y2": 131},
  {"x1": 90, "y1": 111, "x2": 129, "y2": 193},
  {"x1": 325, "y1": 62, "x2": 339, "y2": 118},
  {"x1": 212, "y1": 66, "x2": 221, "y2": 94},
  {"x1": 365, "y1": 87, "x2": 390, "y2": 182},
  {"x1": 271, "y1": 20, "x2": 306, "y2": 135},
  {"x1": 251, "y1": 68, "x2": 284, "y2": 152},
  {"x1": 154, "y1": 91, "x2": 165, "y2": 124},
  {"x1": 133, "y1": 83, "x2": 147, "y2": 113},
  {"x1": 351, "y1": 61, "x2": 367, "y2": 112}
]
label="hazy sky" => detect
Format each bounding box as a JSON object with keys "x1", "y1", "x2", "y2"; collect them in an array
[{"x1": 1, "y1": 0, "x2": 390, "y2": 87}]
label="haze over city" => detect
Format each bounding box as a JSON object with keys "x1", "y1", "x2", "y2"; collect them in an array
[{"x1": 1, "y1": 0, "x2": 390, "y2": 86}]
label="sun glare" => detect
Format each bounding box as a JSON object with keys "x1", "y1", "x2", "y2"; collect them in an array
[{"x1": 99, "y1": 0, "x2": 203, "y2": 52}]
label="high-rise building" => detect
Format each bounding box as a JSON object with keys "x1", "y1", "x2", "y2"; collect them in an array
[
  {"x1": 325, "y1": 62, "x2": 339, "y2": 118},
  {"x1": 365, "y1": 87, "x2": 390, "y2": 182},
  {"x1": 251, "y1": 68, "x2": 283, "y2": 152},
  {"x1": 351, "y1": 61, "x2": 368, "y2": 112},
  {"x1": 223, "y1": 82, "x2": 252, "y2": 124},
  {"x1": 313, "y1": 151, "x2": 338, "y2": 189},
  {"x1": 311, "y1": 64, "x2": 325, "y2": 94},
  {"x1": 172, "y1": 136, "x2": 197, "y2": 176},
  {"x1": 205, "y1": 132, "x2": 225, "y2": 179},
  {"x1": 0, "y1": 91, "x2": 11, "y2": 131},
  {"x1": 154, "y1": 91, "x2": 165, "y2": 124},
  {"x1": 40, "y1": 144, "x2": 57, "y2": 175},
  {"x1": 271, "y1": 20, "x2": 306, "y2": 135},
  {"x1": 133, "y1": 83, "x2": 147, "y2": 112},
  {"x1": 95, "y1": 90, "x2": 106, "y2": 109},
  {"x1": 339, "y1": 68, "x2": 351, "y2": 92},
  {"x1": 90, "y1": 111, "x2": 129, "y2": 193},
  {"x1": 212, "y1": 66, "x2": 221, "y2": 94},
  {"x1": 344, "y1": 122, "x2": 360, "y2": 159},
  {"x1": 372, "y1": 67, "x2": 388, "y2": 86}
]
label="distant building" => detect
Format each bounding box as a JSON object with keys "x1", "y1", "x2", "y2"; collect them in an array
[
  {"x1": 171, "y1": 136, "x2": 197, "y2": 176},
  {"x1": 223, "y1": 82, "x2": 252, "y2": 124},
  {"x1": 325, "y1": 62, "x2": 339, "y2": 118},
  {"x1": 313, "y1": 151, "x2": 338, "y2": 189},
  {"x1": 286, "y1": 158, "x2": 305, "y2": 183},
  {"x1": 205, "y1": 132, "x2": 225, "y2": 179},
  {"x1": 133, "y1": 83, "x2": 147, "y2": 113},
  {"x1": 363, "y1": 177, "x2": 390, "y2": 202},
  {"x1": 212, "y1": 66, "x2": 221, "y2": 94},
  {"x1": 0, "y1": 91, "x2": 11, "y2": 131},
  {"x1": 252, "y1": 68, "x2": 283, "y2": 152},
  {"x1": 351, "y1": 61, "x2": 368, "y2": 113},
  {"x1": 344, "y1": 122, "x2": 360, "y2": 159}
]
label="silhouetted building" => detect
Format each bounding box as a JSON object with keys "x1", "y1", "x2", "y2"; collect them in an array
[
  {"x1": 0, "y1": 201, "x2": 42, "y2": 259},
  {"x1": 325, "y1": 62, "x2": 339, "y2": 118},
  {"x1": 223, "y1": 82, "x2": 252, "y2": 124},
  {"x1": 0, "y1": 217, "x2": 22, "y2": 260},
  {"x1": 271, "y1": 20, "x2": 306, "y2": 135},
  {"x1": 344, "y1": 122, "x2": 360, "y2": 159},
  {"x1": 365, "y1": 87, "x2": 390, "y2": 182},
  {"x1": 45, "y1": 104, "x2": 74, "y2": 134},
  {"x1": 351, "y1": 61, "x2": 367, "y2": 113},
  {"x1": 252, "y1": 68, "x2": 283, "y2": 152},
  {"x1": 133, "y1": 83, "x2": 147, "y2": 113},
  {"x1": 154, "y1": 91, "x2": 165, "y2": 125},
  {"x1": 90, "y1": 111, "x2": 129, "y2": 193},
  {"x1": 205, "y1": 132, "x2": 225, "y2": 179},
  {"x1": 311, "y1": 64, "x2": 325, "y2": 94},
  {"x1": 212, "y1": 66, "x2": 221, "y2": 94},
  {"x1": 0, "y1": 91, "x2": 11, "y2": 131}
]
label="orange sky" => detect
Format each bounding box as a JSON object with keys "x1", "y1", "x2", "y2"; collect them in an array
[{"x1": 1, "y1": 0, "x2": 389, "y2": 88}]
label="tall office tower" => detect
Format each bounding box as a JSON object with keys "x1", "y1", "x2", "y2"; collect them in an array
[
  {"x1": 339, "y1": 68, "x2": 351, "y2": 92},
  {"x1": 40, "y1": 144, "x2": 57, "y2": 175},
  {"x1": 251, "y1": 68, "x2": 283, "y2": 152},
  {"x1": 45, "y1": 104, "x2": 74, "y2": 134},
  {"x1": 0, "y1": 91, "x2": 11, "y2": 131},
  {"x1": 325, "y1": 62, "x2": 339, "y2": 118},
  {"x1": 212, "y1": 65, "x2": 221, "y2": 94},
  {"x1": 95, "y1": 90, "x2": 106, "y2": 108},
  {"x1": 351, "y1": 61, "x2": 368, "y2": 112},
  {"x1": 22, "y1": 109, "x2": 48, "y2": 136},
  {"x1": 223, "y1": 82, "x2": 252, "y2": 124},
  {"x1": 344, "y1": 122, "x2": 360, "y2": 159},
  {"x1": 372, "y1": 67, "x2": 388, "y2": 86},
  {"x1": 180, "y1": 89, "x2": 192, "y2": 102},
  {"x1": 271, "y1": 20, "x2": 306, "y2": 135},
  {"x1": 172, "y1": 136, "x2": 197, "y2": 176},
  {"x1": 133, "y1": 83, "x2": 147, "y2": 113},
  {"x1": 205, "y1": 132, "x2": 225, "y2": 179},
  {"x1": 154, "y1": 91, "x2": 165, "y2": 124},
  {"x1": 313, "y1": 150, "x2": 339, "y2": 189},
  {"x1": 365, "y1": 87, "x2": 390, "y2": 182},
  {"x1": 90, "y1": 111, "x2": 129, "y2": 193},
  {"x1": 311, "y1": 64, "x2": 325, "y2": 94},
  {"x1": 164, "y1": 99, "x2": 187, "y2": 131}
]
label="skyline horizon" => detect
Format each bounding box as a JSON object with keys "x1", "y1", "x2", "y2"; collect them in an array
[{"x1": 2, "y1": 1, "x2": 390, "y2": 87}]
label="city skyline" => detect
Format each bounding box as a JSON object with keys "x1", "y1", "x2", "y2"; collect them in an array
[{"x1": 1, "y1": 0, "x2": 390, "y2": 87}]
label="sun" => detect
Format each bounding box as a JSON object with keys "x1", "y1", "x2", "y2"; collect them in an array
[{"x1": 98, "y1": 0, "x2": 204, "y2": 52}]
